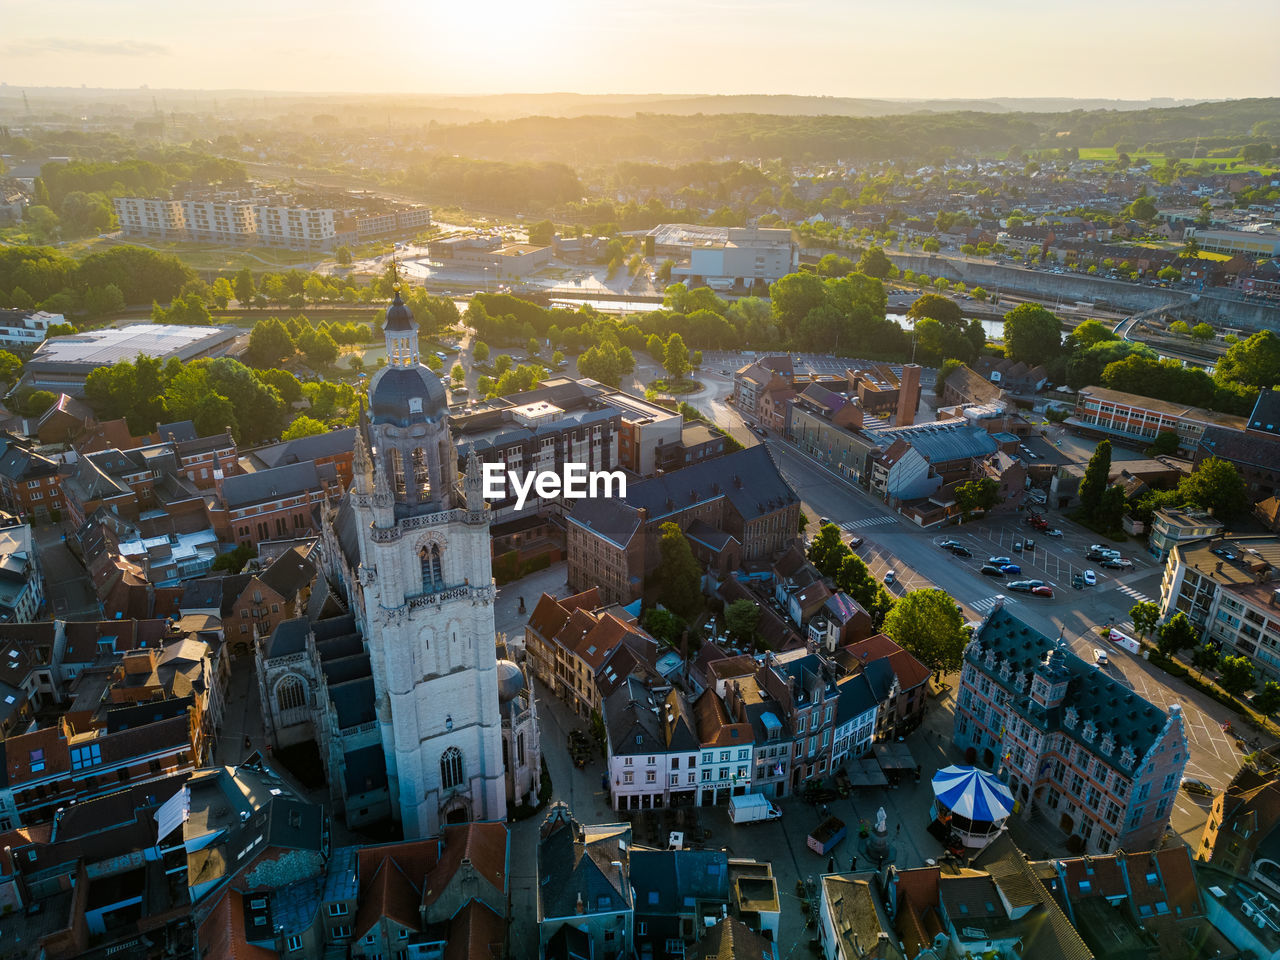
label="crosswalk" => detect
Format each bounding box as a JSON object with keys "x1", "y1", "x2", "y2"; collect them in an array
[
  {"x1": 1114, "y1": 582, "x2": 1155, "y2": 606},
  {"x1": 971, "y1": 594, "x2": 1017, "y2": 614},
  {"x1": 840, "y1": 516, "x2": 899, "y2": 531}
]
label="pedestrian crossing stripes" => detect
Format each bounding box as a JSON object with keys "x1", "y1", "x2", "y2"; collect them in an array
[
  {"x1": 1114, "y1": 582, "x2": 1154, "y2": 606},
  {"x1": 971, "y1": 595, "x2": 1016, "y2": 613},
  {"x1": 840, "y1": 516, "x2": 899, "y2": 531}
]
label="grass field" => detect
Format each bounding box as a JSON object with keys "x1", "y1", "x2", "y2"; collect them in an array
[{"x1": 1075, "y1": 146, "x2": 1279, "y2": 174}]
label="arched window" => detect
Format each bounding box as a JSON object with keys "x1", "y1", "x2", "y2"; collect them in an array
[
  {"x1": 420, "y1": 543, "x2": 443, "y2": 592},
  {"x1": 276, "y1": 675, "x2": 305, "y2": 712},
  {"x1": 389, "y1": 447, "x2": 406, "y2": 497},
  {"x1": 441, "y1": 747, "x2": 464, "y2": 790},
  {"x1": 412, "y1": 447, "x2": 431, "y2": 500}
]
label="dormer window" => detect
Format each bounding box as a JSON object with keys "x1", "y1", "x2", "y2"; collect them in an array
[
  {"x1": 1064, "y1": 707, "x2": 1078, "y2": 729},
  {"x1": 1101, "y1": 732, "x2": 1116, "y2": 756},
  {"x1": 1120, "y1": 746, "x2": 1137, "y2": 769},
  {"x1": 999, "y1": 662, "x2": 1012, "y2": 682},
  {"x1": 984, "y1": 650, "x2": 996, "y2": 670},
  {"x1": 1082, "y1": 721, "x2": 1097, "y2": 743}
]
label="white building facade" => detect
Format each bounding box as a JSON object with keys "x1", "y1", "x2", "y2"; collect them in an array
[{"x1": 321, "y1": 288, "x2": 507, "y2": 837}]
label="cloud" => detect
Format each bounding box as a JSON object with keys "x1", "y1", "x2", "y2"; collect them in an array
[{"x1": 3, "y1": 37, "x2": 171, "y2": 57}]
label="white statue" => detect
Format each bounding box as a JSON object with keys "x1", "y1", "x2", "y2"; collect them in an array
[{"x1": 876, "y1": 807, "x2": 887, "y2": 833}]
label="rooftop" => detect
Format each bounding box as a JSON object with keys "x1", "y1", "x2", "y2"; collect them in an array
[{"x1": 27, "y1": 323, "x2": 240, "y2": 370}]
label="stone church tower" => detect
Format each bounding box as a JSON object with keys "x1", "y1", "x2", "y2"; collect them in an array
[{"x1": 325, "y1": 285, "x2": 506, "y2": 837}]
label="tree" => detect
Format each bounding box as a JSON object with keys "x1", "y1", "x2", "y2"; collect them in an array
[
  {"x1": 724, "y1": 599, "x2": 761, "y2": 649},
  {"x1": 209, "y1": 277, "x2": 233, "y2": 310},
  {"x1": 971, "y1": 286, "x2": 989, "y2": 302},
  {"x1": 955, "y1": 478, "x2": 1001, "y2": 516},
  {"x1": 641, "y1": 608, "x2": 685, "y2": 647},
  {"x1": 210, "y1": 544, "x2": 254, "y2": 574},
  {"x1": 473, "y1": 341, "x2": 490, "y2": 364},
  {"x1": 936, "y1": 358, "x2": 964, "y2": 399},
  {"x1": 299, "y1": 328, "x2": 339, "y2": 367},
  {"x1": 817, "y1": 253, "x2": 854, "y2": 277},
  {"x1": 1179, "y1": 456, "x2": 1248, "y2": 522},
  {"x1": 1254, "y1": 680, "x2": 1280, "y2": 717},
  {"x1": 245, "y1": 318, "x2": 296, "y2": 367},
  {"x1": 1216, "y1": 332, "x2": 1280, "y2": 390},
  {"x1": 907, "y1": 293, "x2": 963, "y2": 328},
  {"x1": 1003, "y1": 303, "x2": 1062, "y2": 366},
  {"x1": 1219, "y1": 655, "x2": 1257, "y2": 699},
  {"x1": 663, "y1": 332, "x2": 690, "y2": 379},
  {"x1": 1155, "y1": 613, "x2": 1197, "y2": 660},
  {"x1": 1067, "y1": 319, "x2": 1118, "y2": 350},
  {"x1": 528, "y1": 219, "x2": 555, "y2": 246},
  {"x1": 1098, "y1": 484, "x2": 1127, "y2": 532},
  {"x1": 258, "y1": 368, "x2": 303, "y2": 404},
  {"x1": 1146, "y1": 431, "x2": 1180, "y2": 456},
  {"x1": 881, "y1": 588, "x2": 969, "y2": 674},
  {"x1": 835, "y1": 552, "x2": 879, "y2": 609},
  {"x1": 857, "y1": 246, "x2": 892, "y2": 279},
  {"x1": 281, "y1": 415, "x2": 328, "y2": 441},
  {"x1": 1077, "y1": 439, "x2": 1112, "y2": 522},
  {"x1": 1128, "y1": 195, "x2": 1158, "y2": 221},
  {"x1": 655, "y1": 522, "x2": 702, "y2": 618},
  {"x1": 1191, "y1": 323, "x2": 1215, "y2": 343},
  {"x1": 21, "y1": 389, "x2": 57, "y2": 416},
  {"x1": 1157, "y1": 266, "x2": 1182, "y2": 282},
  {"x1": 233, "y1": 267, "x2": 255, "y2": 306},
  {"x1": 1192, "y1": 642, "x2": 1221, "y2": 674},
  {"x1": 921, "y1": 237, "x2": 941, "y2": 253},
  {"x1": 450, "y1": 363, "x2": 465, "y2": 383},
  {"x1": 807, "y1": 523, "x2": 849, "y2": 578},
  {"x1": 0, "y1": 350, "x2": 22, "y2": 386},
  {"x1": 1131, "y1": 601, "x2": 1160, "y2": 639},
  {"x1": 335, "y1": 246, "x2": 352, "y2": 266},
  {"x1": 494, "y1": 354, "x2": 513, "y2": 376}
]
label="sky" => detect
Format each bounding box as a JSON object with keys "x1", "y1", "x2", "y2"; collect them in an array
[{"x1": 2, "y1": 0, "x2": 1278, "y2": 101}]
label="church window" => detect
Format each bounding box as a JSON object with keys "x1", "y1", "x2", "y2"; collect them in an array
[
  {"x1": 420, "y1": 544, "x2": 443, "y2": 592},
  {"x1": 277, "y1": 676, "x2": 305, "y2": 712},
  {"x1": 412, "y1": 448, "x2": 431, "y2": 500},
  {"x1": 390, "y1": 448, "x2": 406, "y2": 497},
  {"x1": 441, "y1": 747, "x2": 464, "y2": 790}
]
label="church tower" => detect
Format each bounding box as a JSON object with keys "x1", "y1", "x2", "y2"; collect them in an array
[{"x1": 337, "y1": 285, "x2": 506, "y2": 837}]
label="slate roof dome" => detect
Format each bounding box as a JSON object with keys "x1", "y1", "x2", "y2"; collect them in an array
[
  {"x1": 383, "y1": 286, "x2": 416, "y2": 332},
  {"x1": 496, "y1": 659, "x2": 526, "y2": 704},
  {"x1": 368, "y1": 365, "x2": 448, "y2": 427}
]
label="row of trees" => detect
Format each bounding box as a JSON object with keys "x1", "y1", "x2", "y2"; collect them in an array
[
  {"x1": 0, "y1": 244, "x2": 194, "y2": 318},
  {"x1": 81, "y1": 354, "x2": 359, "y2": 445}
]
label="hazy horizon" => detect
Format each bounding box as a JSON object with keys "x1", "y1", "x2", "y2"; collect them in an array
[{"x1": 3, "y1": 0, "x2": 1278, "y2": 102}]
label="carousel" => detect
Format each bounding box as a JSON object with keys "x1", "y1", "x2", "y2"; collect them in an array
[{"x1": 928, "y1": 765, "x2": 1015, "y2": 852}]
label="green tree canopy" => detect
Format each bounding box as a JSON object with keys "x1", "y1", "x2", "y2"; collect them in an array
[
  {"x1": 724, "y1": 599, "x2": 761, "y2": 649},
  {"x1": 1077, "y1": 439, "x2": 1112, "y2": 522},
  {"x1": 281, "y1": 415, "x2": 328, "y2": 441},
  {"x1": 1130, "y1": 601, "x2": 1160, "y2": 639},
  {"x1": 1157, "y1": 611, "x2": 1198, "y2": 656},
  {"x1": 654, "y1": 522, "x2": 703, "y2": 618},
  {"x1": 1216, "y1": 332, "x2": 1280, "y2": 391},
  {"x1": 881, "y1": 588, "x2": 968, "y2": 674},
  {"x1": 245, "y1": 317, "x2": 296, "y2": 367},
  {"x1": 907, "y1": 293, "x2": 963, "y2": 328},
  {"x1": 1178, "y1": 456, "x2": 1248, "y2": 521},
  {"x1": 1219, "y1": 654, "x2": 1256, "y2": 698},
  {"x1": 663, "y1": 332, "x2": 690, "y2": 379},
  {"x1": 1003, "y1": 303, "x2": 1063, "y2": 366},
  {"x1": 807, "y1": 523, "x2": 849, "y2": 578}
]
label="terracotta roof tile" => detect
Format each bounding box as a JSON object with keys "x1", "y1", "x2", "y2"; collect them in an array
[
  {"x1": 198, "y1": 888, "x2": 278, "y2": 960},
  {"x1": 423, "y1": 821, "x2": 508, "y2": 908},
  {"x1": 443, "y1": 899, "x2": 506, "y2": 960},
  {"x1": 354, "y1": 857, "x2": 421, "y2": 938}
]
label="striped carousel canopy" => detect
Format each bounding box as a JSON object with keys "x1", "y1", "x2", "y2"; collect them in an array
[{"x1": 931, "y1": 765, "x2": 1015, "y2": 821}]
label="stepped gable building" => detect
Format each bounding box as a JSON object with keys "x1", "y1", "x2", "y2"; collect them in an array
[
  {"x1": 311, "y1": 285, "x2": 511, "y2": 838},
  {"x1": 954, "y1": 605, "x2": 1188, "y2": 855}
]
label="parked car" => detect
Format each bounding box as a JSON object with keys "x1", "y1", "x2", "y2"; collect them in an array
[
  {"x1": 951, "y1": 545, "x2": 972, "y2": 558},
  {"x1": 981, "y1": 564, "x2": 1006, "y2": 577},
  {"x1": 819, "y1": 517, "x2": 831, "y2": 527},
  {"x1": 940, "y1": 540, "x2": 962, "y2": 550},
  {"x1": 1007, "y1": 581, "x2": 1036, "y2": 593},
  {"x1": 1047, "y1": 529, "x2": 1064, "y2": 538},
  {"x1": 1083, "y1": 570, "x2": 1097, "y2": 586},
  {"x1": 1102, "y1": 558, "x2": 1133, "y2": 570},
  {"x1": 1001, "y1": 564, "x2": 1021, "y2": 575},
  {"x1": 1094, "y1": 648, "x2": 1108, "y2": 665},
  {"x1": 847, "y1": 535, "x2": 864, "y2": 549},
  {"x1": 1024, "y1": 538, "x2": 1035, "y2": 551},
  {"x1": 1012, "y1": 540, "x2": 1023, "y2": 552},
  {"x1": 988, "y1": 556, "x2": 1013, "y2": 566},
  {"x1": 1072, "y1": 574, "x2": 1085, "y2": 589},
  {"x1": 884, "y1": 570, "x2": 897, "y2": 585},
  {"x1": 1032, "y1": 585, "x2": 1054, "y2": 598}
]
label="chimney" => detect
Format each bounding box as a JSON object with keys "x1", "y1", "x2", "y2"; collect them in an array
[
  {"x1": 576, "y1": 892, "x2": 585, "y2": 914},
  {"x1": 896, "y1": 364, "x2": 922, "y2": 427}
]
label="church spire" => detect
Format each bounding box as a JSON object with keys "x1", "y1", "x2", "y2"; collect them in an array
[
  {"x1": 352, "y1": 400, "x2": 373, "y2": 498},
  {"x1": 463, "y1": 446, "x2": 486, "y2": 513},
  {"x1": 383, "y1": 281, "x2": 419, "y2": 369}
]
